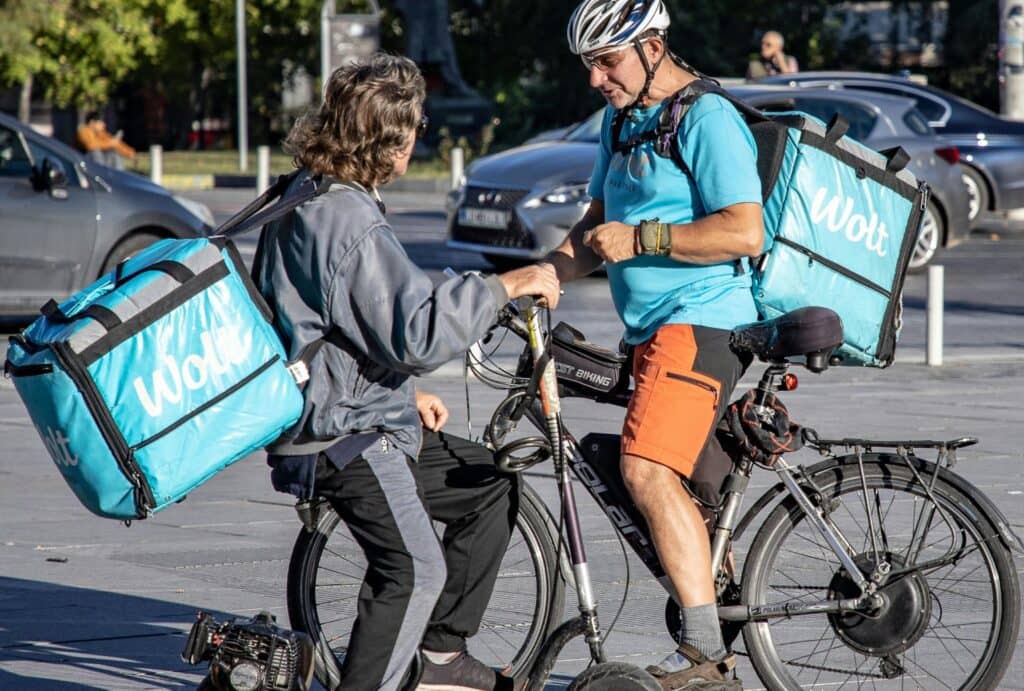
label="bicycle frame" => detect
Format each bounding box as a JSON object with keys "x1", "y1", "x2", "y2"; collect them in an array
[{"x1": 500, "y1": 301, "x2": 1019, "y2": 689}]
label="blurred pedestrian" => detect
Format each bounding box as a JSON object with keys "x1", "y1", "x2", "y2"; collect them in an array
[
  {"x1": 746, "y1": 30, "x2": 799, "y2": 79},
  {"x1": 76, "y1": 111, "x2": 136, "y2": 170}
]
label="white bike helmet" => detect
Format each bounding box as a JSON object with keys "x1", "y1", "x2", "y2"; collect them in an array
[{"x1": 567, "y1": 0, "x2": 671, "y2": 56}]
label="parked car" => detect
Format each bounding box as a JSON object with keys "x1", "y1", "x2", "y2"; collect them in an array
[
  {"x1": 756, "y1": 71, "x2": 1024, "y2": 223},
  {"x1": 448, "y1": 85, "x2": 968, "y2": 271},
  {"x1": 0, "y1": 112, "x2": 213, "y2": 316}
]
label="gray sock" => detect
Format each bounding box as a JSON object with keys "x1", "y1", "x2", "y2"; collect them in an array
[{"x1": 679, "y1": 602, "x2": 726, "y2": 660}]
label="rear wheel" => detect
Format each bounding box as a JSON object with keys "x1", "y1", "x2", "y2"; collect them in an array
[
  {"x1": 741, "y1": 457, "x2": 1020, "y2": 690},
  {"x1": 908, "y1": 199, "x2": 943, "y2": 272},
  {"x1": 961, "y1": 166, "x2": 989, "y2": 224},
  {"x1": 287, "y1": 480, "x2": 564, "y2": 690}
]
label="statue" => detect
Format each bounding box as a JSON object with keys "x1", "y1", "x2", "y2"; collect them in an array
[{"x1": 392, "y1": 0, "x2": 479, "y2": 98}]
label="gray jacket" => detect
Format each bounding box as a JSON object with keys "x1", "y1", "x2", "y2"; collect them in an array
[{"x1": 254, "y1": 172, "x2": 507, "y2": 459}]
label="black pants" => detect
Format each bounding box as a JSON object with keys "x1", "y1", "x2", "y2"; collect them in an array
[{"x1": 314, "y1": 430, "x2": 519, "y2": 691}]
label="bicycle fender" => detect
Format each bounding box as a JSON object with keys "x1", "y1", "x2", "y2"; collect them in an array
[{"x1": 733, "y1": 454, "x2": 1024, "y2": 557}]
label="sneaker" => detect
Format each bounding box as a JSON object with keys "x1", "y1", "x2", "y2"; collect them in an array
[
  {"x1": 416, "y1": 650, "x2": 500, "y2": 691},
  {"x1": 645, "y1": 643, "x2": 742, "y2": 691}
]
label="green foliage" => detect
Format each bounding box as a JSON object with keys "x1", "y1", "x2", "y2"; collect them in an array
[
  {"x1": 129, "y1": 0, "x2": 322, "y2": 145},
  {"x1": 0, "y1": 0, "x2": 195, "y2": 109},
  {"x1": 439, "y1": 0, "x2": 999, "y2": 147}
]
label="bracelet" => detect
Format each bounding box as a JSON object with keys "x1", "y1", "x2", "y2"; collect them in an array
[{"x1": 636, "y1": 219, "x2": 671, "y2": 256}]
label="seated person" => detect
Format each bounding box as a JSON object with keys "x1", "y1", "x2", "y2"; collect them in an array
[{"x1": 76, "y1": 111, "x2": 135, "y2": 170}]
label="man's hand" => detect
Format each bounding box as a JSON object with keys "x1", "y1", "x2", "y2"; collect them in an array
[
  {"x1": 498, "y1": 262, "x2": 561, "y2": 309},
  {"x1": 415, "y1": 391, "x2": 449, "y2": 432},
  {"x1": 583, "y1": 221, "x2": 636, "y2": 263}
]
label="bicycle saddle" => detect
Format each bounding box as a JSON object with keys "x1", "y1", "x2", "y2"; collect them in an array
[{"x1": 730, "y1": 306, "x2": 843, "y2": 373}]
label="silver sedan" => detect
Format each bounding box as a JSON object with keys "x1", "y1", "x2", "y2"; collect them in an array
[{"x1": 447, "y1": 86, "x2": 970, "y2": 271}]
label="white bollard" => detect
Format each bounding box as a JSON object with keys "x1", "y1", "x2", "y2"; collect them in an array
[
  {"x1": 450, "y1": 146, "x2": 465, "y2": 191},
  {"x1": 927, "y1": 264, "x2": 944, "y2": 366},
  {"x1": 257, "y1": 145, "x2": 270, "y2": 195},
  {"x1": 149, "y1": 145, "x2": 162, "y2": 186}
]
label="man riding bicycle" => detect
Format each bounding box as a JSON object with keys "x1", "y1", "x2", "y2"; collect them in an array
[{"x1": 543, "y1": 2, "x2": 765, "y2": 688}]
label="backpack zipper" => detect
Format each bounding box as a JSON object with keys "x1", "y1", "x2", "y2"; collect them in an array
[
  {"x1": 772, "y1": 237, "x2": 891, "y2": 298},
  {"x1": 51, "y1": 341, "x2": 155, "y2": 516}
]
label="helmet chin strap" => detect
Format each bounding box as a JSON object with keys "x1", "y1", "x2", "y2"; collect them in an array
[{"x1": 625, "y1": 38, "x2": 666, "y2": 117}]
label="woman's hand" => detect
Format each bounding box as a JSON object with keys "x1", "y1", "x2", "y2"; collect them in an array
[
  {"x1": 415, "y1": 391, "x2": 449, "y2": 432},
  {"x1": 498, "y1": 263, "x2": 561, "y2": 309}
]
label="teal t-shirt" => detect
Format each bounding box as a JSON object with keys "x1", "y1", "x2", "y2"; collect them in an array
[{"x1": 588, "y1": 93, "x2": 763, "y2": 344}]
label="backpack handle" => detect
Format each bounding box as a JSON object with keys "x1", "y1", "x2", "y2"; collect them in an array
[
  {"x1": 879, "y1": 146, "x2": 911, "y2": 174},
  {"x1": 825, "y1": 114, "x2": 850, "y2": 144}
]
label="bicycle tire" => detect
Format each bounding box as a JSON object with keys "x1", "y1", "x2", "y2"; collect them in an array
[
  {"x1": 286, "y1": 480, "x2": 565, "y2": 690},
  {"x1": 566, "y1": 662, "x2": 662, "y2": 691},
  {"x1": 741, "y1": 456, "x2": 1020, "y2": 691}
]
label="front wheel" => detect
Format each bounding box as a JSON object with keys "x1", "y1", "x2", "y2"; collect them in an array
[
  {"x1": 287, "y1": 480, "x2": 564, "y2": 690},
  {"x1": 741, "y1": 456, "x2": 1020, "y2": 690},
  {"x1": 567, "y1": 662, "x2": 662, "y2": 691}
]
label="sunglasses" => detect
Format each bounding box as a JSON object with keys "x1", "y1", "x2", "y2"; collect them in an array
[
  {"x1": 416, "y1": 114, "x2": 429, "y2": 137},
  {"x1": 580, "y1": 44, "x2": 631, "y2": 72}
]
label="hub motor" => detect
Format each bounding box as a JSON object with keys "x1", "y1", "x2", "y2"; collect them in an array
[{"x1": 827, "y1": 553, "x2": 932, "y2": 657}]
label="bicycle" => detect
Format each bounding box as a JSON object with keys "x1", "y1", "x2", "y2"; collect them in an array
[
  {"x1": 284, "y1": 443, "x2": 567, "y2": 689},
  {"x1": 456, "y1": 298, "x2": 1022, "y2": 691}
]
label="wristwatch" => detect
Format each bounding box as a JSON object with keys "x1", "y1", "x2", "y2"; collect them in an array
[{"x1": 635, "y1": 219, "x2": 672, "y2": 257}]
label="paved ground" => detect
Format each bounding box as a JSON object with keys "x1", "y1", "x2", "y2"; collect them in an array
[{"x1": 1, "y1": 190, "x2": 1022, "y2": 689}]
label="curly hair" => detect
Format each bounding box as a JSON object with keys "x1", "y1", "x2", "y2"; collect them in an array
[{"x1": 284, "y1": 53, "x2": 426, "y2": 187}]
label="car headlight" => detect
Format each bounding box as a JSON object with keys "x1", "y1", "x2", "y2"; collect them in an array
[
  {"x1": 540, "y1": 183, "x2": 590, "y2": 206},
  {"x1": 172, "y1": 194, "x2": 216, "y2": 229}
]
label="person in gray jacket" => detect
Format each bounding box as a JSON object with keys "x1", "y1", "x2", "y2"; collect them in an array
[{"x1": 253, "y1": 53, "x2": 559, "y2": 691}]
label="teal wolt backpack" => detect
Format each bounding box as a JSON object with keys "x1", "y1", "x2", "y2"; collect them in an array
[
  {"x1": 612, "y1": 79, "x2": 928, "y2": 367},
  {"x1": 4, "y1": 172, "x2": 323, "y2": 520}
]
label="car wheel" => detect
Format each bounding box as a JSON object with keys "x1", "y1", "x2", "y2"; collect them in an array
[
  {"x1": 908, "y1": 199, "x2": 943, "y2": 273},
  {"x1": 100, "y1": 232, "x2": 165, "y2": 276},
  {"x1": 961, "y1": 166, "x2": 989, "y2": 224},
  {"x1": 483, "y1": 253, "x2": 528, "y2": 272}
]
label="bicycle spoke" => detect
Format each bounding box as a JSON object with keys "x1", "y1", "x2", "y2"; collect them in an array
[{"x1": 901, "y1": 654, "x2": 957, "y2": 690}]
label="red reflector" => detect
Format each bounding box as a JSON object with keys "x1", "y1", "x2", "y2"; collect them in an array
[
  {"x1": 782, "y1": 373, "x2": 799, "y2": 391},
  {"x1": 935, "y1": 146, "x2": 960, "y2": 165}
]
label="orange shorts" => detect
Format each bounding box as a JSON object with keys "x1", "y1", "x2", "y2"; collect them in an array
[{"x1": 622, "y1": 324, "x2": 743, "y2": 480}]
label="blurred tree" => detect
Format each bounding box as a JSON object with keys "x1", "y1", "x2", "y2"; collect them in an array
[
  {"x1": 0, "y1": 0, "x2": 195, "y2": 111},
  {"x1": 0, "y1": 0, "x2": 56, "y2": 121},
  {"x1": 129, "y1": 0, "x2": 321, "y2": 148},
  {"x1": 933, "y1": 0, "x2": 998, "y2": 111}
]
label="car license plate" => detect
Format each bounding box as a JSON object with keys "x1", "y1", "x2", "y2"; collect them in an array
[{"x1": 459, "y1": 207, "x2": 510, "y2": 229}]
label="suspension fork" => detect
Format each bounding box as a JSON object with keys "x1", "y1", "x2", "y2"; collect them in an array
[{"x1": 521, "y1": 301, "x2": 606, "y2": 664}]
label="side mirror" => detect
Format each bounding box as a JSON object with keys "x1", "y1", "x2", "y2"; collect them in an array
[{"x1": 30, "y1": 158, "x2": 68, "y2": 198}]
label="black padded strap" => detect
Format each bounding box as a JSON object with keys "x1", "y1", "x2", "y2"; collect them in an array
[
  {"x1": 215, "y1": 169, "x2": 302, "y2": 236},
  {"x1": 218, "y1": 173, "x2": 326, "y2": 240}
]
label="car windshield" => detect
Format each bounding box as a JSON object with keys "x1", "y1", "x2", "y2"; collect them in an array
[{"x1": 565, "y1": 110, "x2": 604, "y2": 143}]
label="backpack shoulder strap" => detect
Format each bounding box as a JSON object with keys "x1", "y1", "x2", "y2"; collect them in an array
[{"x1": 213, "y1": 170, "x2": 326, "y2": 240}]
